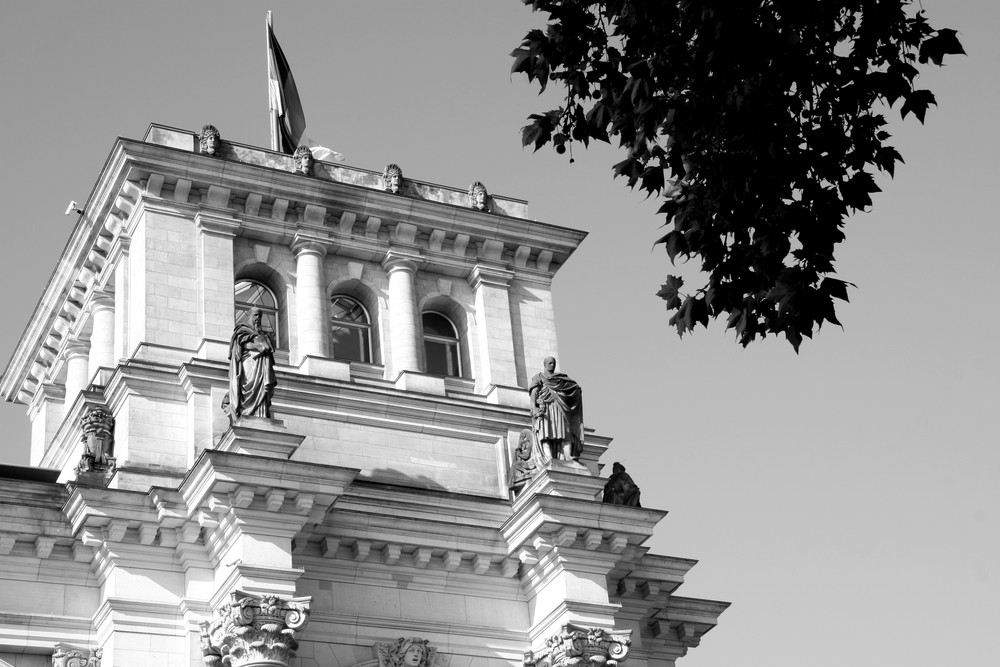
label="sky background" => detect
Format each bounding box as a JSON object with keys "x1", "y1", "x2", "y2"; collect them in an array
[{"x1": 0, "y1": 2, "x2": 996, "y2": 666}]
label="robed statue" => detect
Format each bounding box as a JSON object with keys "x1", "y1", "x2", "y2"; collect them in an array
[
  {"x1": 509, "y1": 428, "x2": 542, "y2": 494},
  {"x1": 602, "y1": 462, "x2": 641, "y2": 507},
  {"x1": 227, "y1": 307, "x2": 277, "y2": 420},
  {"x1": 528, "y1": 356, "x2": 584, "y2": 461}
]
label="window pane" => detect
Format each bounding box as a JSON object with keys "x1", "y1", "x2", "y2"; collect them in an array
[
  {"x1": 425, "y1": 340, "x2": 453, "y2": 376},
  {"x1": 331, "y1": 296, "x2": 367, "y2": 324},
  {"x1": 331, "y1": 324, "x2": 369, "y2": 363},
  {"x1": 422, "y1": 312, "x2": 456, "y2": 338}
]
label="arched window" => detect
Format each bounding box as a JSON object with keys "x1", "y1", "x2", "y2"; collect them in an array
[
  {"x1": 330, "y1": 295, "x2": 372, "y2": 363},
  {"x1": 235, "y1": 279, "x2": 279, "y2": 347},
  {"x1": 422, "y1": 311, "x2": 461, "y2": 377}
]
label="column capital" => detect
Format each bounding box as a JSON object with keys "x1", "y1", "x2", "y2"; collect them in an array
[
  {"x1": 195, "y1": 209, "x2": 241, "y2": 237},
  {"x1": 290, "y1": 232, "x2": 330, "y2": 258},
  {"x1": 525, "y1": 624, "x2": 631, "y2": 667},
  {"x1": 199, "y1": 590, "x2": 311, "y2": 667},
  {"x1": 468, "y1": 261, "x2": 515, "y2": 290},
  {"x1": 382, "y1": 249, "x2": 423, "y2": 274},
  {"x1": 52, "y1": 642, "x2": 102, "y2": 667}
]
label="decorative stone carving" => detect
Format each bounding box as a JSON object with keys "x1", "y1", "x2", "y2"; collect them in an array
[
  {"x1": 199, "y1": 591, "x2": 310, "y2": 667},
  {"x1": 201, "y1": 124, "x2": 222, "y2": 156},
  {"x1": 292, "y1": 145, "x2": 313, "y2": 176},
  {"x1": 524, "y1": 624, "x2": 631, "y2": 667},
  {"x1": 528, "y1": 357, "x2": 584, "y2": 462},
  {"x1": 52, "y1": 643, "x2": 102, "y2": 667},
  {"x1": 468, "y1": 181, "x2": 489, "y2": 210},
  {"x1": 374, "y1": 637, "x2": 436, "y2": 667},
  {"x1": 226, "y1": 307, "x2": 277, "y2": 421},
  {"x1": 76, "y1": 407, "x2": 114, "y2": 473},
  {"x1": 602, "y1": 462, "x2": 641, "y2": 507},
  {"x1": 382, "y1": 163, "x2": 403, "y2": 193},
  {"x1": 509, "y1": 428, "x2": 542, "y2": 494}
]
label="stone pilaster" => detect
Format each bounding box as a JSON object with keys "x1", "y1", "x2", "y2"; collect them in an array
[
  {"x1": 382, "y1": 251, "x2": 422, "y2": 376},
  {"x1": 468, "y1": 261, "x2": 518, "y2": 390},
  {"x1": 199, "y1": 590, "x2": 310, "y2": 667},
  {"x1": 291, "y1": 236, "x2": 329, "y2": 364},
  {"x1": 195, "y1": 210, "x2": 240, "y2": 360}
]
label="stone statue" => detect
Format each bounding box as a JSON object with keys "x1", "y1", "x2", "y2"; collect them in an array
[
  {"x1": 509, "y1": 428, "x2": 541, "y2": 493},
  {"x1": 602, "y1": 462, "x2": 641, "y2": 507},
  {"x1": 375, "y1": 638, "x2": 436, "y2": 667},
  {"x1": 200, "y1": 124, "x2": 221, "y2": 156},
  {"x1": 382, "y1": 163, "x2": 403, "y2": 193},
  {"x1": 76, "y1": 407, "x2": 114, "y2": 473},
  {"x1": 528, "y1": 357, "x2": 584, "y2": 461},
  {"x1": 468, "y1": 181, "x2": 489, "y2": 211},
  {"x1": 227, "y1": 307, "x2": 277, "y2": 421},
  {"x1": 293, "y1": 145, "x2": 313, "y2": 176}
]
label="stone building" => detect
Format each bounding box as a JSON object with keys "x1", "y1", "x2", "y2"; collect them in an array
[{"x1": 0, "y1": 124, "x2": 728, "y2": 667}]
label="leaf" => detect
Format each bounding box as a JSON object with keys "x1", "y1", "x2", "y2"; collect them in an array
[
  {"x1": 655, "y1": 275, "x2": 684, "y2": 310},
  {"x1": 900, "y1": 89, "x2": 936, "y2": 123},
  {"x1": 918, "y1": 29, "x2": 966, "y2": 66}
]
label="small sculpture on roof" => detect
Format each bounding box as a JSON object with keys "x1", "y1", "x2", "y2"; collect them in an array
[
  {"x1": 509, "y1": 428, "x2": 542, "y2": 494},
  {"x1": 602, "y1": 462, "x2": 641, "y2": 507},
  {"x1": 77, "y1": 406, "x2": 115, "y2": 474},
  {"x1": 469, "y1": 181, "x2": 489, "y2": 211},
  {"x1": 293, "y1": 145, "x2": 313, "y2": 176},
  {"x1": 200, "y1": 124, "x2": 221, "y2": 156},
  {"x1": 382, "y1": 163, "x2": 403, "y2": 194}
]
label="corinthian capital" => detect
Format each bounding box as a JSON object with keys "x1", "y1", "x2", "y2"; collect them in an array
[
  {"x1": 52, "y1": 643, "x2": 101, "y2": 667},
  {"x1": 199, "y1": 590, "x2": 311, "y2": 667},
  {"x1": 524, "y1": 624, "x2": 631, "y2": 667}
]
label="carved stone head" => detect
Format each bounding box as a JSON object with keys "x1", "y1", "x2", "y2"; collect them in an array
[
  {"x1": 293, "y1": 146, "x2": 313, "y2": 176},
  {"x1": 468, "y1": 181, "x2": 488, "y2": 211},
  {"x1": 200, "y1": 124, "x2": 221, "y2": 156},
  {"x1": 382, "y1": 163, "x2": 403, "y2": 193},
  {"x1": 375, "y1": 637, "x2": 435, "y2": 667}
]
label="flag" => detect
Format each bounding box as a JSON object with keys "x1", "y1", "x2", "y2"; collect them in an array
[{"x1": 267, "y1": 21, "x2": 306, "y2": 154}]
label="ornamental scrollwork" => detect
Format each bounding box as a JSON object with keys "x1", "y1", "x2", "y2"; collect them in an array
[
  {"x1": 523, "y1": 624, "x2": 631, "y2": 667},
  {"x1": 199, "y1": 590, "x2": 310, "y2": 667},
  {"x1": 52, "y1": 643, "x2": 102, "y2": 667}
]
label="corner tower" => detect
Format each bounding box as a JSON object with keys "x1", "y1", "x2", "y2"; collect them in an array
[{"x1": 0, "y1": 124, "x2": 727, "y2": 667}]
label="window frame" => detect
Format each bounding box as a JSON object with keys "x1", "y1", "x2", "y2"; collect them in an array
[
  {"x1": 421, "y1": 310, "x2": 462, "y2": 377},
  {"x1": 234, "y1": 279, "x2": 281, "y2": 348},
  {"x1": 329, "y1": 294, "x2": 373, "y2": 364}
]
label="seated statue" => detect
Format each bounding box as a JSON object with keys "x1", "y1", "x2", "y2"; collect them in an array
[
  {"x1": 227, "y1": 307, "x2": 277, "y2": 421},
  {"x1": 602, "y1": 462, "x2": 641, "y2": 507},
  {"x1": 509, "y1": 428, "x2": 541, "y2": 493},
  {"x1": 528, "y1": 356, "x2": 584, "y2": 461}
]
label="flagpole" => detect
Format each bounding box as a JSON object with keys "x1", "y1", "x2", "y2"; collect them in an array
[{"x1": 267, "y1": 11, "x2": 280, "y2": 152}]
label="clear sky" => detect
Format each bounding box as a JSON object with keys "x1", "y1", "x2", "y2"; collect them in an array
[{"x1": 0, "y1": 2, "x2": 996, "y2": 666}]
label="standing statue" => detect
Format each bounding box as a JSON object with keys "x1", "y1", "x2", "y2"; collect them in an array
[
  {"x1": 528, "y1": 356, "x2": 584, "y2": 461},
  {"x1": 509, "y1": 428, "x2": 541, "y2": 494},
  {"x1": 200, "y1": 124, "x2": 221, "y2": 155},
  {"x1": 602, "y1": 462, "x2": 641, "y2": 507},
  {"x1": 293, "y1": 145, "x2": 313, "y2": 176},
  {"x1": 227, "y1": 307, "x2": 277, "y2": 420}
]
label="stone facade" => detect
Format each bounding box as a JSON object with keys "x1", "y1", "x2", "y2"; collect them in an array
[{"x1": 0, "y1": 125, "x2": 727, "y2": 667}]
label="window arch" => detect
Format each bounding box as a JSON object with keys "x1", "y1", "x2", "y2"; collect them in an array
[
  {"x1": 330, "y1": 295, "x2": 372, "y2": 363},
  {"x1": 235, "y1": 279, "x2": 280, "y2": 347},
  {"x1": 422, "y1": 311, "x2": 461, "y2": 377}
]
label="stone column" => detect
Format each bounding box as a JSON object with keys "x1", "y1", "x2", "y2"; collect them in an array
[
  {"x1": 468, "y1": 262, "x2": 518, "y2": 389},
  {"x1": 87, "y1": 295, "x2": 115, "y2": 380},
  {"x1": 62, "y1": 342, "x2": 91, "y2": 414},
  {"x1": 200, "y1": 591, "x2": 310, "y2": 667},
  {"x1": 382, "y1": 252, "x2": 422, "y2": 376},
  {"x1": 291, "y1": 238, "x2": 328, "y2": 364}
]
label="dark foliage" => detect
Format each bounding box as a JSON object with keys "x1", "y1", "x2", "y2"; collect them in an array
[{"x1": 512, "y1": 0, "x2": 963, "y2": 350}]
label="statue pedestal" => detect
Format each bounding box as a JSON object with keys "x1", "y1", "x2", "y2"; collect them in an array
[
  {"x1": 217, "y1": 418, "x2": 305, "y2": 459},
  {"x1": 517, "y1": 459, "x2": 604, "y2": 502}
]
